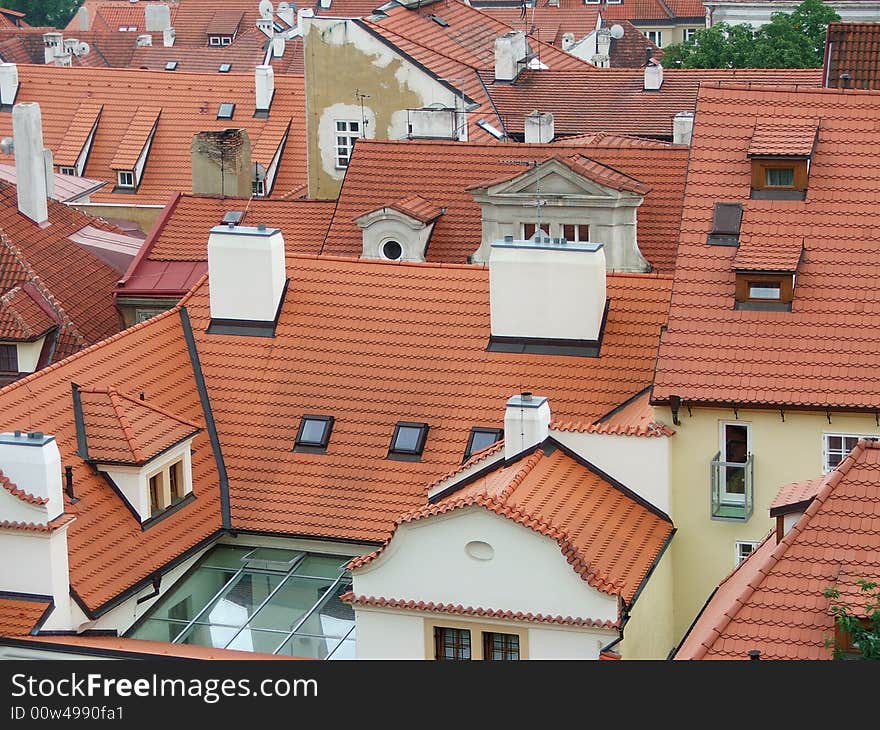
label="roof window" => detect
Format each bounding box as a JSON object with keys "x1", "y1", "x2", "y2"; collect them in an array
[
  {"x1": 388, "y1": 422, "x2": 429, "y2": 460},
  {"x1": 747, "y1": 120, "x2": 817, "y2": 201},
  {"x1": 218, "y1": 63, "x2": 232, "y2": 73},
  {"x1": 221, "y1": 210, "x2": 244, "y2": 226},
  {"x1": 476, "y1": 119, "x2": 505, "y2": 140},
  {"x1": 294, "y1": 415, "x2": 335, "y2": 453},
  {"x1": 706, "y1": 202, "x2": 742, "y2": 246},
  {"x1": 734, "y1": 273, "x2": 794, "y2": 311},
  {"x1": 463, "y1": 427, "x2": 503, "y2": 461},
  {"x1": 217, "y1": 102, "x2": 235, "y2": 120},
  {"x1": 164, "y1": 60, "x2": 178, "y2": 71}
]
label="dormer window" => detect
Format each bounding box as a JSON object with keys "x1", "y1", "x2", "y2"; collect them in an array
[
  {"x1": 294, "y1": 415, "x2": 334, "y2": 453},
  {"x1": 748, "y1": 119, "x2": 818, "y2": 201},
  {"x1": 0, "y1": 344, "x2": 17, "y2": 373},
  {"x1": 464, "y1": 427, "x2": 503, "y2": 461},
  {"x1": 117, "y1": 170, "x2": 135, "y2": 188},
  {"x1": 58, "y1": 166, "x2": 76, "y2": 176},
  {"x1": 355, "y1": 196, "x2": 443, "y2": 263},
  {"x1": 388, "y1": 422, "x2": 429, "y2": 460},
  {"x1": 148, "y1": 459, "x2": 185, "y2": 517},
  {"x1": 732, "y1": 235, "x2": 803, "y2": 312}
]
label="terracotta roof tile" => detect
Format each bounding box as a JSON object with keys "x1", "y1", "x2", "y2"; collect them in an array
[
  {"x1": 675, "y1": 439, "x2": 880, "y2": 660},
  {"x1": 109, "y1": 106, "x2": 161, "y2": 170},
  {"x1": 473, "y1": 4, "x2": 601, "y2": 46},
  {"x1": 0, "y1": 595, "x2": 51, "y2": 638},
  {"x1": 342, "y1": 592, "x2": 619, "y2": 628},
  {"x1": 350, "y1": 444, "x2": 674, "y2": 603},
  {"x1": 824, "y1": 22, "x2": 880, "y2": 91},
  {"x1": 732, "y1": 234, "x2": 804, "y2": 273},
  {"x1": 0, "y1": 468, "x2": 49, "y2": 505},
  {"x1": 0, "y1": 286, "x2": 55, "y2": 341},
  {"x1": 77, "y1": 385, "x2": 200, "y2": 466},
  {"x1": 326, "y1": 139, "x2": 688, "y2": 272},
  {"x1": 552, "y1": 388, "x2": 674, "y2": 437},
  {"x1": 653, "y1": 84, "x2": 880, "y2": 409},
  {"x1": 65, "y1": 0, "x2": 178, "y2": 35},
  {"x1": 53, "y1": 103, "x2": 103, "y2": 168},
  {"x1": 564, "y1": 154, "x2": 651, "y2": 194},
  {"x1": 748, "y1": 119, "x2": 819, "y2": 157},
  {"x1": 383, "y1": 195, "x2": 444, "y2": 224},
  {"x1": 769, "y1": 478, "x2": 823, "y2": 514},
  {"x1": 0, "y1": 65, "x2": 307, "y2": 205},
  {"x1": 204, "y1": 10, "x2": 244, "y2": 37}
]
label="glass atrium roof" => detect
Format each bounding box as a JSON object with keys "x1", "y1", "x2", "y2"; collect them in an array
[{"x1": 127, "y1": 545, "x2": 355, "y2": 659}]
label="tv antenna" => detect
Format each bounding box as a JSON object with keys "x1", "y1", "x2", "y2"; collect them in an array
[
  {"x1": 355, "y1": 88, "x2": 371, "y2": 131},
  {"x1": 501, "y1": 158, "x2": 546, "y2": 239}
]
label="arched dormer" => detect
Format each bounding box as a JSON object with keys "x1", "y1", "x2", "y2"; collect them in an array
[{"x1": 355, "y1": 196, "x2": 444, "y2": 262}]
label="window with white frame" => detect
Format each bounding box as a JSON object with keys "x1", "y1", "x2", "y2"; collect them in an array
[
  {"x1": 209, "y1": 36, "x2": 222, "y2": 46},
  {"x1": 521, "y1": 222, "x2": 589, "y2": 241},
  {"x1": 148, "y1": 459, "x2": 186, "y2": 517},
  {"x1": 684, "y1": 27, "x2": 698, "y2": 42},
  {"x1": 117, "y1": 170, "x2": 135, "y2": 188},
  {"x1": 252, "y1": 177, "x2": 266, "y2": 197},
  {"x1": 335, "y1": 120, "x2": 361, "y2": 169},
  {"x1": 646, "y1": 30, "x2": 662, "y2": 47},
  {"x1": 59, "y1": 166, "x2": 76, "y2": 176},
  {"x1": 735, "y1": 540, "x2": 759, "y2": 566},
  {"x1": 823, "y1": 433, "x2": 879, "y2": 473}
]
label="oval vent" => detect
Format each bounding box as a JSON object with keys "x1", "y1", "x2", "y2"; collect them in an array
[{"x1": 465, "y1": 540, "x2": 494, "y2": 561}]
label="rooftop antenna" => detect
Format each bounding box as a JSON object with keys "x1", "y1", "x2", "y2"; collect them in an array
[
  {"x1": 355, "y1": 88, "x2": 371, "y2": 132},
  {"x1": 502, "y1": 158, "x2": 545, "y2": 239}
]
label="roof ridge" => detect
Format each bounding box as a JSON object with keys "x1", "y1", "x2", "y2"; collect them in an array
[
  {"x1": 107, "y1": 389, "x2": 145, "y2": 465},
  {"x1": 0, "y1": 468, "x2": 48, "y2": 506},
  {"x1": 112, "y1": 390, "x2": 202, "y2": 431},
  {"x1": 425, "y1": 439, "x2": 505, "y2": 492}
]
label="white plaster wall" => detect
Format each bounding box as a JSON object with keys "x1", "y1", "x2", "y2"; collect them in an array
[
  {"x1": 133, "y1": 123, "x2": 157, "y2": 186},
  {"x1": 0, "y1": 435, "x2": 63, "y2": 518},
  {"x1": 14, "y1": 336, "x2": 44, "y2": 373},
  {"x1": 427, "y1": 451, "x2": 504, "y2": 500},
  {"x1": 529, "y1": 626, "x2": 607, "y2": 659},
  {"x1": 353, "y1": 507, "x2": 618, "y2": 623},
  {"x1": 318, "y1": 102, "x2": 375, "y2": 182},
  {"x1": 0, "y1": 486, "x2": 49, "y2": 526},
  {"x1": 358, "y1": 213, "x2": 432, "y2": 262},
  {"x1": 552, "y1": 430, "x2": 671, "y2": 516},
  {"x1": 354, "y1": 608, "x2": 426, "y2": 659}
]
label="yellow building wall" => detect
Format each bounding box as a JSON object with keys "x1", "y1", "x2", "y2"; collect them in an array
[
  {"x1": 656, "y1": 404, "x2": 880, "y2": 643},
  {"x1": 619, "y1": 544, "x2": 675, "y2": 659}
]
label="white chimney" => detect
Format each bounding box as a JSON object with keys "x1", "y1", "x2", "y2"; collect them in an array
[
  {"x1": 12, "y1": 103, "x2": 49, "y2": 226},
  {"x1": 272, "y1": 33, "x2": 285, "y2": 58},
  {"x1": 597, "y1": 28, "x2": 611, "y2": 57},
  {"x1": 524, "y1": 110, "x2": 554, "y2": 143},
  {"x1": 0, "y1": 431, "x2": 73, "y2": 630},
  {"x1": 319, "y1": 0, "x2": 332, "y2": 9},
  {"x1": 76, "y1": 5, "x2": 90, "y2": 31},
  {"x1": 494, "y1": 31, "x2": 527, "y2": 83},
  {"x1": 297, "y1": 7, "x2": 315, "y2": 30},
  {"x1": 644, "y1": 59, "x2": 663, "y2": 90},
  {"x1": 0, "y1": 63, "x2": 18, "y2": 107},
  {"x1": 277, "y1": 2, "x2": 296, "y2": 26},
  {"x1": 145, "y1": 3, "x2": 171, "y2": 32},
  {"x1": 504, "y1": 394, "x2": 551, "y2": 460},
  {"x1": 256, "y1": 17, "x2": 274, "y2": 38},
  {"x1": 43, "y1": 148, "x2": 54, "y2": 200},
  {"x1": 54, "y1": 52, "x2": 72, "y2": 68},
  {"x1": 163, "y1": 26, "x2": 176, "y2": 47},
  {"x1": 42, "y1": 32, "x2": 62, "y2": 64},
  {"x1": 208, "y1": 224, "x2": 287, "y2": 324},
  {"x1": 136, "y1": 33, "x2": 153, "y2": 47},
  {"x1": 673, "y1": 111, "x2": 694, "y2": 145},
  {"x1": 489, "y1": 237, "x2": 607, "y2": 342},
  {"x1": 255, "y1": 65, "x2": 275, "y2": 116},
  {"x1": 561, "y1": 32, "x2": 575, "y2": 52},
  {"x1": 63, "y1": 37, "x2": 79, "y2": 54}
]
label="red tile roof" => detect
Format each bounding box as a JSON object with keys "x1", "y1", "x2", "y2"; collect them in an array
[
  {"x1": 0, "y1": 286, "x2": 55, "y2": 341},
  {"x1": 77, "y1": 385, "x2": 200, "y2": 466},
  {"x1": 382, "y1": 195, "x2": 444, "y2": 225},
  {"x1": 675, "y1": 439, "x2": 880, "y2": 660},
  {"x1": 109, "y1": 105, "x2": 160, "y2": 170},
  {"x1": 599, "y1": 0, "x2": 704, "y2": 22},
  {"x1": 0, "y1": 65, "x2": 307, "y2": 205},
  {"x1": 605, "y1": 20, "x2": 664, "y2": 68},
  {"x1": 824, "y1": 22, "x2": 880, "y2": 90},
  {"x1": 325, "y1": 139, "x2": 689, "y2": 272},
  {"x1": 731, "y1": 234, "x2": 803, "y2": 272},
  {"x1": 552, "y1": 388, "x2": 674, "y2": 437},
  {"x1": 53, "y1": 103, "x2": 103, "y2": 168},
  {"x1": 350, "y1": 443, "x2": 673, "y2": 603},
  {"x1": 65, "y1": 0, "x2": 178, "y2": 35},
  {"x1": 481, "y1": 68, "x2": 823, "y2": 139},
  {"x1": 473, "y1": 4, "x2": 601, "y2": 47},
  {"x1": 341, "y1": 592, "x2": 619, "y2": 628},
  {"x1": 747, "y1": 119, "x2": 818, "y2": 157},
  {"x1": 0, "y1": 595, "x2": 51, "y2": 638},
  {"x1": 0, "y1": 513, "x2": 76, "y2": 533},
  {"x1": 652, "y1": 84, "x2": 880, "y2": 410},
  {"x1": 0, "y1": 468, "x2": 49, "y2": 505},
  {"x1": 204, "y1": 10, "x2": 244, "y2": 37}
]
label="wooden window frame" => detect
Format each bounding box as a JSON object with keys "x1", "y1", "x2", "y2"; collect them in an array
[
  {"x1": 734, "y1": 272, "x2": 794, "y2": 309},
  {"x1": 483, "y1": 631, "x2": 521, "y2": 660},
  {"x1": 0, "y1": 343, "x2": 18, "y2": 373},
  {"x1": 433, "y1": 626, "x2": 471, "y2": 660},
  {"x1": 426, "y1": 618, "x2": 528, "y2": 659},
  {"x1": 750, "y1": 158, "x2": 808, "y2": 192}
]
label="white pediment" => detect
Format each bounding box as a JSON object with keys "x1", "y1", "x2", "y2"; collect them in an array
[{"x1": 481, "y1": 159, "x2": 628, "y2": 200}]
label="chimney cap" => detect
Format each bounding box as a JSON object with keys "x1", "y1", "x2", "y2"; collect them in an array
[
  {"x1": 747, "y1": 649, "x2": 761, "y2": 660},
  {"x1": 0, "y1": 431, "x2": 55, "y2": 446},
  {"x1": 506, "y1": 393, "x2": 548, "y2": 409}
]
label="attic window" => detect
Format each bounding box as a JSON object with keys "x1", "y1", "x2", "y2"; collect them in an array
[
  {"x1": 294, "y1": 415, "x2": 335, "y2": 453},
  {"x1": 747, "y1": 120, "x2": 817, "y2": 201},
  {"x1": 217, "y1": 103, "x2": 235, "y2": 120},
  {"x1": 388, "y1": 422, "x2": 429, "y2": 460},
  {"x1": 58, "y1": 166, "x2": 76, "y2": 176},
  {"x1": 165, "y1": 61, "x2": 178, "y2": 71},
  {"x1": 117, "y1": 170, "x2": 135, "y2": 188},
  {"x1": 218, "y1": 63, "x2": 232, "y2": 73},
  {"x1": 734, "y1": 273, "x2": 794, "y2": 311},
  {"x1": 463, "y1": 427, "x2": 503, "y2": 461},
  {"x1": 707, "y1": 202, "x2": 742, "y2": 246},
  {"x1": 148, "y1": 459, "x2": 186, "y2": 517},
  {"x1": 750, "y1": 159, "x2": 808, "y2": 200},
  {"x1": 0, "y1": 344, "x2": 17, "y2": 373}
]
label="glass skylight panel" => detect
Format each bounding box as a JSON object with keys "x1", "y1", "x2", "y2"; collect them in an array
[
  {"x1": 164, "y1": 60, "x2": 178, "y2": 71},
  {"x1": 294, "y1": 414, "x2": 334, "y2": 451},
  {"x1": 218, "y1": 63, "x2": 232, "y2": 73},
  {"x1": 464, "y1": 427, "x2": 503, "y2": 460},
  {"x1": 389, "y1": 422, "x2": 429, "y2": 457},
  {"x1": 217, "y1": 102, "x2": 235, "y2": 119}
]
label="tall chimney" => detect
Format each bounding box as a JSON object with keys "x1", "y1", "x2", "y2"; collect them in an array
[
  {"x1": 297, "y1": 7, "x2": 315, "y2": 30},
  {"x1": 12, "y1": 102, "x2": 49, "y2": 225},
  {"x1": 673, "y1": 111, "x2": 694, "y2": 145},
  {"x1": 208, "y1": 224, "x2": 287, "y2": 325},
  {"x1": 42, "y1": 32, "x2": 63, "y2": 64},
  {"x1": 524, "y1": 110, "x2": 554, "y2": 143},
  {"x1": 0, "y1": 63, "x2": 18, "y2": 108},
  {"x1": 272, "y1": 33, "x2": 285, "y2": 58},
  {"x1": 163, "y1": 26, "x2": 176, "y2": 47},
  {"x1": 644, "y1": 57, "x2": 663, "y2": 91},
  {"x1": 76, "y1": 5, "x2": 90, "y2": 31},
  {"x1": 504, "y1": 393, "x2": 551, "y2": 460},
  {"x1": 489, "y1": 237, "x2": 607, "y2": 343},
  {"x1": 145, "y1": 3, "x2": 171, "y2": 32},
  {"x1": 495, "y1": 31, "x2": 527, "y2": 83},
  {"x1": 255, "y1": 65, "x2": 275, "y2": 117},
  {"x1": 190, "y1": 128, "x2": 253, "y2": 197}
]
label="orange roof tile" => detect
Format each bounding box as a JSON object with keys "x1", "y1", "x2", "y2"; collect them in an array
[
  {"x1": 0, "y1": 594, "x2": 51, "y2": 638},
  {"x1": 52, "y1": 103, "x2": 103, "y2": 168},
  {"x1": 0, "y1": 286, "x2": 55, "y2": 341},
  {"x1": 326, "y1": 139, "x2": 688, "y2": 272},
  {"x1": 76, "y1": 385, "x2": 200, "y2": 466},
  {"x1": 204, "y1": 10, "x2": 244, "y2": 37},
  {"x1": 65, "y1": 1, "x2": 178, "y2": 35},
  {"x1": 653, "y1": 84, "x2": 880, "y2": 409},
  {"x1": 599, "y1": 0, "x2": 704, "y2": 22},
  {"x1": 824, "y1": 22, "x2": 880, "y2": 91},
  {"x1": 481, "y1": 68, "x2": 823, "y2": 139},
  {"x1": 350, "y1": 442, "x2": 674, "y2": 602},
  {"x1": 732, "y1": 234, "x2": 803, "y2": 273},
  {"x1": 552, "y1": 388, "x2": 674, "y2": 437},
  {"x1": 675, "y1": 439, "x2": 880, "y2": 660},
  {"x1": 0, "y1": 468, "x2": 48, "y2": 505},
  {"x1": 0, "y1": 65, "x2": 307, "y2": 205},
  {"x1": 473, "y1": 4, "x2": 601, "y2": 47},
  {"x1": 341, "y1": 592, "x2": 619, "y2": 628},
  {"x1": 251, "y1": 116, "x2": 292, "y2": 168},
  {"x1": 383, "y1": 195, "x2": 444, "y2": 224},
  {"x1": 748, "y1": 119, "x2": 819, "y2": 157},
  {"x1": 769, "y1": 478, "x2": 822, "y2": 515},
  {"x1": 109, "y1": 106, "x2": 161, "y2": 170}
]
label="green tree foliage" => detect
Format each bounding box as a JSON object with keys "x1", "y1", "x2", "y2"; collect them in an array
[
  {"x1": 660, "y1": 0, "x2": 840, "y2": 69},
  {"x1": 2, "y1": 1, "x2": 82, "y2": 28},
  {"x1": 824, "y1": 580, "x2": 880, "y2": 660}
]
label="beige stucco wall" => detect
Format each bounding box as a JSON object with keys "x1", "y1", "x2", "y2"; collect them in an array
[
  {"x1": 618, "y1": 543, "x2": 674, "y2": 659},
  {"x1": 657, "y1": 403, "x2": 880, "y2": 643}
]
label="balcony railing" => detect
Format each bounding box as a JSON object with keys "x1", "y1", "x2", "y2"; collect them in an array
[{"x1": 710, "y1": 451, "x2": 754, "y2": 521}]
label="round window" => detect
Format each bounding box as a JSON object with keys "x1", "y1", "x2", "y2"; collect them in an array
[
  {"x1": 382, "y1": 240, "x2": 403, "y2": 260},
  {"x1": 464, "y1": 540, "x2": 494, "y2": 561}
]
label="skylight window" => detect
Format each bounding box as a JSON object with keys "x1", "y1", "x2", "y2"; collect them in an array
[
  {"x1": 217, "y1": 102, "x2": 235, "y2": 120},
  {"x1": 389, "y1": 421, "x2": 429, "y2": 460},
  {"x1": 294, "y1": 414, "x2": 334, "y2": 452},
  {"x1": 476, "y1": 119, "x2": 505, "y2": 140},
  {"x1": 464, "y1": 427, "x2": 503, "y2": 461},
  {"x1": 164, "y1": 61, "x2": 178, "y2": 71},
  {"x1": 218, "y1": 63, "x2": 232, "y2": 73}
]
